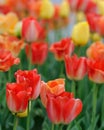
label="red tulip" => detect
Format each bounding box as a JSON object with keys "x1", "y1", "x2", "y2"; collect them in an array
[
  {"x1": 86, "y1": 13, "x2": 100, "y2": 32},
  {"x1": 15, "y1": 69, "x2": 41, "y2": 100},
  {"x1": 22, "y1": 17, "x2": 42, "y2": 43},
  {"x1": 47, "y1": 91, "x2": 83, "y2": 124},
  {"x1": 64, "y1": 54, "x2": 87, "y2": 80},
  {"x1": 84, "y1": 0, "x2": 97, "y2": 13},
  {"x1": 68, "y1": 0, "x2": 97, "y2": 12},
  {"x1": 0, "y1": 5, "x2": 11, "y2": 14},
  {"x1": 25, "y1": 42, "x2": 48, "y2": 65},
  {"x1": 50, "y1": 38, "x2": 74, "y2": 61},
  {"x1": 6, "y1": 83, "x2": 31, "y2": 113},
  {"x1": 0, "y1": 49, "x2": 20, "y2": 72},
  {"x1": 87, "y1": 59, "x2": 104, "y2": 84},
  {"x1": 40, "y1": 78, "x2": 65, "y2": 107}
]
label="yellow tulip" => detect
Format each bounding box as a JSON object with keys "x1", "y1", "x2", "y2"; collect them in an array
[
  {"x1": 59, "y1": 0, "x2": 70, "y2": 18},
  {"x1": 76, "y1": 12, "x2": 85, "y2": 22},
  {"x1": 40, "y1": 0, "x2": 54, "y2": 19},
  {"x1": 97, "y1": 0, "x2": 104, "y2": 15},
  {"x1": 71, "y1": 21, "x2": 90, "y2": 46},
  {"x1": 90, "y1": 33, "x2": 102, "y2": 42}
]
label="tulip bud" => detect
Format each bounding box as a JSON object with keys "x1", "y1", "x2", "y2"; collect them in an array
[
  {"x1": 90, "y1": 33, "x2": 101, "y2": 42},
  {"x1": 59, "y1": 0, "x2": 70, "y2": 18},
  {"x1": 40, "y1": 0, "x2": 54, "y2": 19},
  {"x1": 22, "y1": 17, "x2": 42, "y2": 43},
  {"x1": 71, "y1": 21, "x2": 90, "y2": 46},
  {"x1": 76, "y1": 12, "x2": 85, "y2": 22},
  {"x1": 14, "y1": 21, "x2": 22, "y2": 38}
]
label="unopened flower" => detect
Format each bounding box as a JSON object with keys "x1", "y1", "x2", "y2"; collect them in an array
[{"x1": 71, "y1": 21, "x2": 90, "y2": 46}]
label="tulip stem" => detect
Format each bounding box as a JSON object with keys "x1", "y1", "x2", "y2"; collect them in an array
[
  {"x1": 51, "y1": 124, "x2": 54, "y2": 130},
  {"x1": 13, "y1": 114, "x2": 18, "y2": 130},
  {"x1": 8, "y1": 69, "x2": 12, "y2": 82},
  {"x1": 26, "y1": 101, "x2": 31, "y2": 130},
  {"x1": 71, "y1": 80, "x2": 76, "y2": 97},
  {"x1": 28, "y1": 45, "x2": 32, "y2": 70},
  {"x1": 60, "y1": 61, "x2": 64, "y2": 78},
  {"x1": 59, "y1": 124, "x2": 63, "y2": 130},
  {"x1": 91, "y1": 83, "x2": 98, "y2": 130}
]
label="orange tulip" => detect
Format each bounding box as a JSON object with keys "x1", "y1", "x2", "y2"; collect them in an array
[
  {"x1": 97, "y1": 16, "x2": 104, "y2": 36},
  {"x1": 86, "y1": 42, "x2": 104, "y2": 60},
  {"x1": 0, "y1": 34, "x2": 24, "y2": 56},
  {"x1": 47, "y1": 91, "x2": 82, "y2": 124},
  {"x1": 0, "y1": 49, "x2": 20, "y2": 72},
  {"x1": 40, "y1": 79, "x2": 65, "y2": 107},
  {"x1": 64, "y1": 54, "x2": 87, "y2": 80}
]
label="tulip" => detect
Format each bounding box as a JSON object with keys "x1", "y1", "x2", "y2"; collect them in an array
[
  {"x1": 0, "y1": 12, "x2": 19, "y2": 34},
  {"x1": 76, "y1": 12, "x2": 85, "y2": 22},
  {"x1": 40, "y1": 78, "x2": 65, "y2": 107},
  {"x1": 90, "y1": 33, "x2": 101, "y2": 42},
  {"x1": 6, "y1": 83, "x2": 31, "y2": 113},
  {"x1": 71, "y1": 21, "x2": 90, "y2": 46},
  {"x1": 64, "y1": 54, "x2": 87, "y2": 80},
  {"x1": 39, "y1": 0, "x2": 54, "y2": 19},
  {"x1": 0, "y1": 34, "x2": 24, "y2": 57},
  {"x1": 50, "y1": 38, "x2": 74, "y2": 61},
  {"x1": 47, "y1": 91, "x2": 83, "y2": 124},
  {"x1": 15, "y1": 69, "x2": 41, "y2": 100},
  {"x1": 0, "y1": 5, "x2": 11, "y2": 14},
  {"x1": 87, "y1": 59, "x2": 104, "y2": 84},
  {"x1": 97, "y1": 16, "x2": 104, "y2": 36},
  {"x1": 68, "y1": 0, "x2": 83, "y2": 11},
  {"x1": 59, "y1": 0, "x2": 70, "y2": 18},
  {"x1": 0, "y1": 49, "x2": 20, "y2": 72},
  {"x1": 97, "y1": 0, "x2": 104, "y2": 15},
  {"x1": 68, "y1": 0, "x2": 97, "y2": 13},
  {"x1": 25, "y1": 42, "x2": 48, "y2": 65},
  {"x1": 22, "y1": 17, "x2": 42, "y2": 43},
  {"x1": 86, "y1": 13, "x2": 100, "y2": 32},
  {"x1": 86, "y1": 41, "x2": 104, "y2": 60},
  {"x1": 14, "y1": 21, "x2": 22, "y2": 38}
]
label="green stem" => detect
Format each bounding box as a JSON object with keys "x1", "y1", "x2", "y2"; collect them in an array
[
  {"x1": 8, "y1": 69, "x2": 11, "y2": 82},
  {"x1": 91, "y1": 83, "x2": 98, "y2": 130},
  {"x1": 101, "y1": 93, "x2": 104, "y2": 123},
  {"x1": 60, "y1": 61, "x2": 64, "y2": 78},
  {"x1": 59, "y1": 124, "x2": 63, "y2": 130},
  {"x1": 28, "y1": 44, "x2": 32, "y2": 70},
  {"x1": 13, "y1": 115, "x2": 18, "y2": 130},
  {"x1": 71, "y1": 80, "x2": 76, "y2": 97},
  {"x1": 26, "y1": 101, "x2": 31, "y2": 130},
  {"x1": 51, "y1": 124, "x2": 54, "y2": 130}
]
